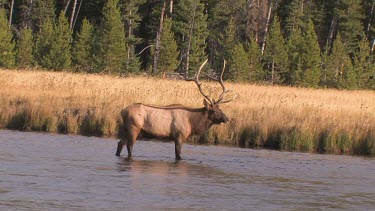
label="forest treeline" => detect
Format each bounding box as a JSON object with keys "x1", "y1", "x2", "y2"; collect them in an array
[{"x1": 1, "y1": 0, "x2": 375, "y2": 89}]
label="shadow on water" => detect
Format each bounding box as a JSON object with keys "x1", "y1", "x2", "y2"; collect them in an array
[{"x1": 115, "y1": 156, "x2": 229, "y2": 180}]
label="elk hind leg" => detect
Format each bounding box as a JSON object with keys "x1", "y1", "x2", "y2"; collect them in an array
[
  {"x1": 126, "y1": 126, "x2": 140, "y2": 158},
  {"x1": 174, "y1": 138, "x2": 183, "y2": 160},
  {"x1": 115, "y1": 138, "x2": 127, "y2": 156}
]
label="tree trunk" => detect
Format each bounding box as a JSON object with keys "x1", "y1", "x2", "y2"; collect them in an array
[
  {"x1": 261, "y1": 0, "x2": 272, "y2": 55},
  {"x1": 73, "y1": 0, "x2": 83, "y2": 29},
  {"x1": 170, "y1": 0, "x2": 173, "y2": 13},
  {"x1": 9, "y1": 0, "x2": 15, "y2": 29},
  {"x1": 326, "y1": 16, "x2": 337, "y2": 49},
  {"x1": 367, "y1": 1, "x2": 375, "y2": 36},
  {"x1": 152, "y1": 0, "x2": 167, "y2": 75},
  {"x1": 126, "y1": 8, "x2": 133, "y2": 71},
  {"x1": 70, "y1": 0, "x2": 78, "y2": 29},
  {"x1": 64, "y1": 0, "x2": 72, "y2": 15},
  {"x1": 271, "y1": 60, "x2": 275, "y2": 84}
]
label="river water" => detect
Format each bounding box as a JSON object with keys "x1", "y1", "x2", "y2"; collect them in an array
[{"x1": 0, "y1": 130, "x2": 374, "y2": 211}]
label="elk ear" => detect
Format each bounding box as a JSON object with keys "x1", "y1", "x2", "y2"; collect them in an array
[{"x1": 203, "y1": 99, "x2": 211, "y2": 110}]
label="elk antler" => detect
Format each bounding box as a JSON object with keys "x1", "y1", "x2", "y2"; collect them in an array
[
  {"x1": 204, "y1": 60, "x2": 237, "y2": 105},
  {"x1": 180, "y1": 59, "x2": 214, "y2": 105}
]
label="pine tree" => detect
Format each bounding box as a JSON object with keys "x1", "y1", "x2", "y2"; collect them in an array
[
  {"x1": 158, "y1": 16, "x2": 178, "y2": 75},
  {"x1": 354, "y1": 36, "x2": 374, "y2": 88},
  {"x1": 334, "y1": 0, "x2": 364, "y2": 53},
  {"x1": 208, "y1": 0, "x2": 247, "y2": 71},
  {"x1": 174, "y1": 0, "x2": 208, "y2": 75},
  {"x1": 34, "y1": 12, "x2": 72, "y2": 70},
  {"x1": 96, "y1": 0, "x2": 127, "y2": 73},
  {"x1": 301, "y1": 18, "x2": 321, "y2": 87},
  {"x1": 231, "y1": 43, "x2": 249, "y2": 82},
  {"x1": 119, "y1": 0, "x2": 145, "y2": 73},
  {"x1": 287, "y1": 27, "x2": 304, "y2": 85},
  {"x1": 49, "y1": 11, "x2": 72, "y2": 70},
  {"x1": 0, "y1": 8, "x2": 15, "y2": 68},
  {"x1": 73, "y1": 18, "x2": 94, "y2": 72},
  {"x1": 264, "y1": 15, "x2": 289, "y2": 84},
  {"x1": 247, "y1": 34, "x2": 264, "y2": 82},
  {"x1": 31, "y1": 0, "x2": 56, "y2": 31},
  {"x1": 284, "y1": 0, "x2": 304, "y2": 36},
  {"x1": 34, "y1": 18, "x2": 54, "y2": 68},
  {"x1": 16, "y1": 26, "x2": 33, "y2": 68},
  {"x1": 218, "y1": 17, "x2": 236, "y2": 79},
  {"x1": 324, "y1": 33, "x2": 355, "y2": 88}
]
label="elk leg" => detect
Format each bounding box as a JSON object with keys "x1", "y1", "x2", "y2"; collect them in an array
[
  {"x1": 126, "y1": 144, "x2": 133, "y2": 157},
  {"x1": 174, "y1": 138, "x2": 183, "y2": 160},
  {"x1": 126, "y1": 126, "x2": 140, "y2": 158},
  {"x1": 115, "y1": 139, "x2": 126, "y2": 156}
]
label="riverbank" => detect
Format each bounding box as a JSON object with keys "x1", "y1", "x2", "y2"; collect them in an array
[{"x1": 1, "y1": 69, "x2": 374, "y2": 156}]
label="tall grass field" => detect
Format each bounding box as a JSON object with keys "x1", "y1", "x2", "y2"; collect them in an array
[{"x1": 1, "y1": 69, "x2": 375, "y2": 156}]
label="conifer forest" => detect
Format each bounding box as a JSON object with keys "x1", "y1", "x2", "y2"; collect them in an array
[{"x1": 2, "y1": 0, "x2": 375, "y2": 90}]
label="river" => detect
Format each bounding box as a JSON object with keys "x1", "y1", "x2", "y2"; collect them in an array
[{"x1": 0, "y1": 130, "x2": 374, "y2": 210}]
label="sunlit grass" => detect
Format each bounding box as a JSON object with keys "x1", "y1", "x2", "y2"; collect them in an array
[{"x1": 1, "y1": 68, "x2": 375, "y2": 156}]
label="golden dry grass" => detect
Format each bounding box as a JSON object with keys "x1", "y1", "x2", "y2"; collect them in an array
[{"x1": 1, "y1": 68, "x2": 375, "y2": 155}]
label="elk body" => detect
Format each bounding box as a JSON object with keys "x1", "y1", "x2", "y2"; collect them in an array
[{"x1": 115, "y1": 60, "x2": 236, "y2": 160}]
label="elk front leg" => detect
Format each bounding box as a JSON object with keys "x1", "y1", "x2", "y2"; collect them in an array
[{"x1": 174, "y1": 138, "x2": 183, "y2": 160}]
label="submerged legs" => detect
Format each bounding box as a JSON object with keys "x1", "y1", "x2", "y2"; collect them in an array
[
  {"x1": 115, "y1": 125, "x2": 140, "y2": 158},
  {"x1": 115, "y1": 139, "x2": 126, "y2": 156},
  {"x1": 174, "y1": 138, "x2": 183, "y2": 160}
]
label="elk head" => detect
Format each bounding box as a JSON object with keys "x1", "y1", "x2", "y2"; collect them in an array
[{"x1": 182, "y1": 59, "x2": 237, "y2": 124}]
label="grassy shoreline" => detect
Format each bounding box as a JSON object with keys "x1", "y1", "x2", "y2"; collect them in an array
[{"x1": 1, "y1": 69, "x2": 375, "y2": 156}]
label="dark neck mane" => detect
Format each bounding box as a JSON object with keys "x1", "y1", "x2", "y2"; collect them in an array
[{"x1": 189, "y1": 109, "x2": 213, "y2": 136}]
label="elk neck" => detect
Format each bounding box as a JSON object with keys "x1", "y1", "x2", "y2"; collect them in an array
[{"x1": 189, "y1": 107, "x2": 213, "y2": 135}]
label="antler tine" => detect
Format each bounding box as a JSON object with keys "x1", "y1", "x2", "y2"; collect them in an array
[
  {"x1": 217, "y1": 92, "x2": 238, "y2": 104},
  {"x1": 214, "y1": 60, "x2": 231, "y2": 104},
  {"x1": 181, "y1": 59, "x2": 213, "y2": 105}
]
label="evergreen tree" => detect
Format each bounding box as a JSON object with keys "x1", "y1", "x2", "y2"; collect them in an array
[
  {"x1": 174, "y1": 0, "x2": 208, "y2": 75},
  {"x1": 0, "y1": 8, "x2": 15, "y2": 68},
  {"x1": 34, "y1": 12, "x2": 72, "y2": 70},
  {"x1": 158, "y1": 16, "x2": 178, "y2": 75},
  {"x1": 208, "y1": 0, "x2": 247, "y2": 70},
  {"x1": 231, "y1": 43, "x2": 249, "y2": 82},
  {"x1": 301, "y1": 18, "x2": 321, "y2": 87},
  {"x1": 324, "y1": 33, "x2": 356, "y2": 88},
  {"x1": 73, "y1": 18, "x2": 94, "y2": 72},
  {"x1": 49, "y1": 11, "x2": 72, "y2": 70},
  {"x1": 284, "y1": 0, "x2": 304, "y2": 36},
  {"x1": 218, "y1": 17, "x2": 236, "y2": 79},
  {"x1": 119, "y1": 0, "x2": 145, "y2": 73},
  {"x1": 247, "y1": 34, "x2": 264, "y2": 81},
  {"x1": 354, "y1": 36, "x2": 374, "y2": 88},
  {"x1": 16, "y1": 26, "x2": 33, "y2": 68},
  {"x1": 34, "y1": 18, "x2": 54, "y2": 68},
  {"x1": 334, "y1": 0, "x2": 364, "y2": 53},
  {"x1": 96, "y1": 0, "x2": 127, "y2": 73},
  {"x1": 287, "y1": 27, "x2": 304, "y2": 85},
  {"x1": 31, "y1": 0, "x2": 56, "y2": 31},
  {"x1": 264, "y1": 15, "x2": 289, "y2": 84}
]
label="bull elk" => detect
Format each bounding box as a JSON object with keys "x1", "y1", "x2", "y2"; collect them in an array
[{"x1": 115, "y1": 59, "x2": 236, "y2": 160}]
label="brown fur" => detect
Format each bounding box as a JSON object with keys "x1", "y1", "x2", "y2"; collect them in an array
[{"x1": 115, "y1": 100, "x2": 229, "y2": 160}]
